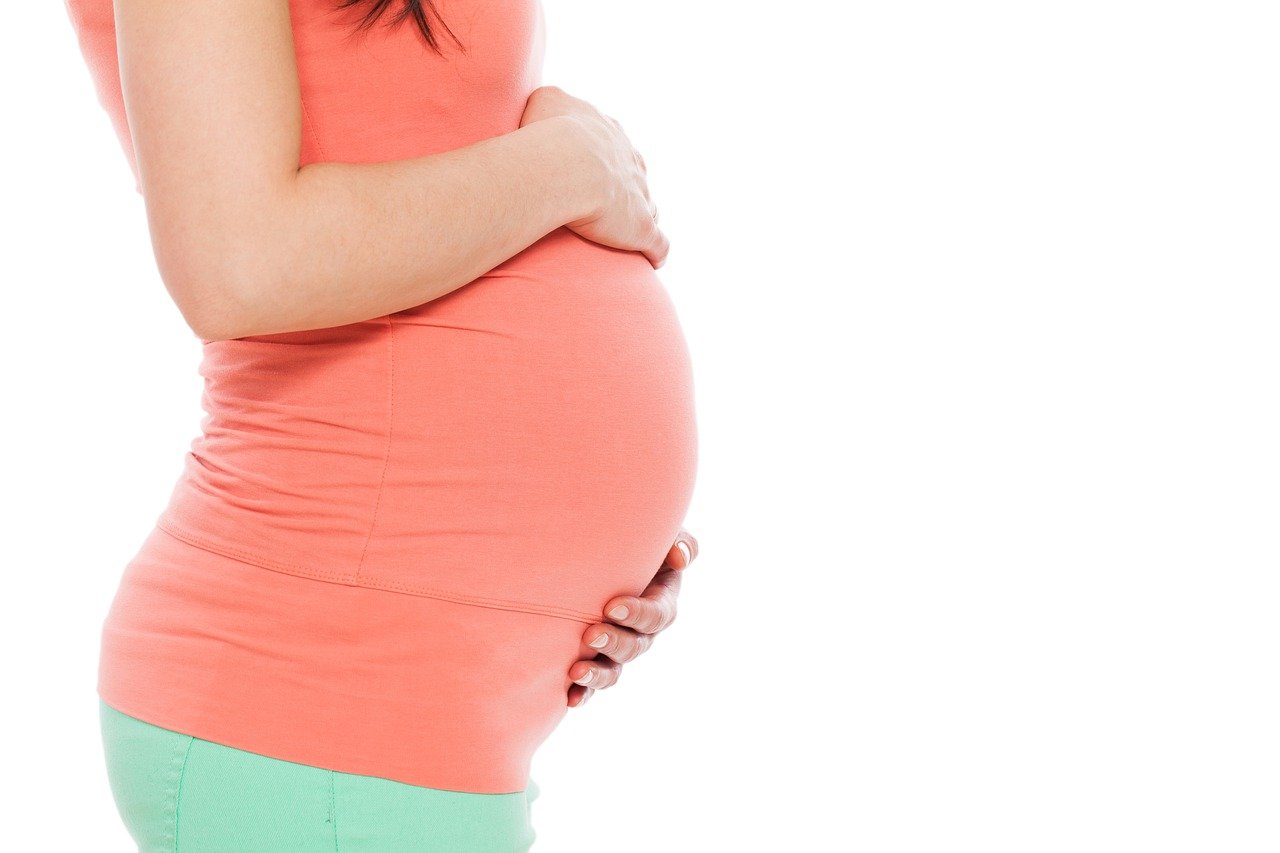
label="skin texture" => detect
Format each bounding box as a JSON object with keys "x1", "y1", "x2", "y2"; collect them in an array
[
  {"x1": 568, "y1": 529, "x2": 700, "y2": 708},
  {"x1": 114, "y1": 0, "x2": 668, "y2": 341}
]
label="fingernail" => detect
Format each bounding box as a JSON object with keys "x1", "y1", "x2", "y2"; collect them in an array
[
  {"x1": 608, "y1": 605, "x2": 629, "y2": 620},
  {"x1": 589, "y1": 633, "x2": 609, "y2": 649},
  {"x1": 580, "y1": 689, "x2": 591, "y2": 706},
  {"x1": 575, "y1": 669, "x2": 595, "y2": 685},
  {"x1": 676, "y1": 541, "x2": 691, "y2": 564}
]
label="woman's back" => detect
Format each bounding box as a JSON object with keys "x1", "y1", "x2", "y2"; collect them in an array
[{"x1": 67, "y1": 0, "x2": 697, "y2": 796}]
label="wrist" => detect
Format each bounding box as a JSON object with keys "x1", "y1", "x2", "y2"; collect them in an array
[{"x1": 543, "y1": 114, "x2": 605, "y2": 225}]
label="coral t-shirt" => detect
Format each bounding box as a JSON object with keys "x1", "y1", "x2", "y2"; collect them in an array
[{"x1": 65, "y1": 0, "x2": 697, "y2": 794}]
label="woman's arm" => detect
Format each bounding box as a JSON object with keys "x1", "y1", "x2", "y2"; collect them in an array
[
  {"x1": 115, "y1": 0, "x2": 605, "y2": 342},
  {"x1": 252, "y1": 122, "x2": 594, "y2": 340}
]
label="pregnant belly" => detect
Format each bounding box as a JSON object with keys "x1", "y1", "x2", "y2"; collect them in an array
[{"x1": 157, "y1": 226, "x2": 698, "y2": 622}]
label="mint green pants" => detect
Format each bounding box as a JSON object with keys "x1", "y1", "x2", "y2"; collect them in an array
[{"x1": 99, "y1": 698, "x2": 539, "y2": 852}]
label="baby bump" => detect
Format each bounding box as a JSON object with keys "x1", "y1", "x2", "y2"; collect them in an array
[
  {"x1": 158, "y1": 227, "x2": 697, "y2": 621},
  {"x1": 364, "y1": 227, "x2": 699, "y2": 618}
]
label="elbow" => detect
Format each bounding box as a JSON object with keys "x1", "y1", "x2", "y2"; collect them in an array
[
  {"x1": 148, "y1": 194, "x2": 291, "y2": 342},
  {"x1": 146, "y1": 175, "x2": 300, "y2": 342},
  {"x1": 155, "y1": 243, "x2": 268, "y2": 343},
  {"x1": 184, "y1": 302, "x2": 245, "y2": 343},
  {"x1": 169, "y1": 270, "x2": 258, "y2": 343}
]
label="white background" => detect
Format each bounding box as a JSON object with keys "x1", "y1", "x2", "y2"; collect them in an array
[{"x1": 5, "y1": 0, "x2": 1279, "y2": 850}]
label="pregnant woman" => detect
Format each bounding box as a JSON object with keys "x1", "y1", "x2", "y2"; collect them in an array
[{"x1": 64, "y1": 0, "x2": 699, "y2": 848}]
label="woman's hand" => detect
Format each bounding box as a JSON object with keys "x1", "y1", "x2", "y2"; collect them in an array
[
  {"x1": 568, "y1": 528, "x2": 700, "y2": 707},
  {"x1": 519, "y1": 85, "x2": 670, "y2": 269}
]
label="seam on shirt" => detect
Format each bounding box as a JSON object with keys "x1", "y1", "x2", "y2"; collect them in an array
[
  {"x1": 300, "y1": 98, "x2": 329, "y2": 160},
  {"x1": 353, "y1": 315, "x2": 396, "y2": 584},
  {"x1": 154, "y1": 519, "x2": 600, "y2": 624}
]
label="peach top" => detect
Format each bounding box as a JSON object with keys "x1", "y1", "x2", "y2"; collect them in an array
[{"x1": 66, "y1": 0, "x2": 697, "y2": 793}]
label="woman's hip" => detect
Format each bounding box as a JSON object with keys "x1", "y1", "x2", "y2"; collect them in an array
[
  {"x1": 98, "y1": 525, "x2": 589, "y2": 794},
  {"x1": 99, "y1": 698, "x2": 539, "y2": 852}
]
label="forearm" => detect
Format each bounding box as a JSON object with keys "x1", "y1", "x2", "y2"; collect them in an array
[{"x1": 198, "y1": 115, "x2": 597, "y2": 341}]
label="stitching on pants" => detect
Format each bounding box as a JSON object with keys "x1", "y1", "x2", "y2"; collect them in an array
[
  {"x1": 330, "y1": 770, "x2": 340, "y2": 853},
  {"x1": 171, "y1": 736, "x2": 196, "y2": 852}
]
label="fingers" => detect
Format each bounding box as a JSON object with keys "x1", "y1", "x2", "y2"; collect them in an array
[
  {"x1": 647, "y1": 222, "x2": 670, "y2": 270},
  {"x1": 569, "y1": 653, "x2": 627, "y2": 690},
  {"x1": 603, "y1": 568, "x2": 680, "y2": 634},
  {"x1": 564, "y1": 626, "x2": 649, "y2": 702},
  {"x1": 568, "y1": 683, "x2": 595, "y2": 708},
  {"x1": 662, "y1": 528, "x2": 699, "y2": 570},
  {"x1": 564, "y1": 625, "x2": 650, "y2": 707},
  {"x1": 569, "y1": 549, "x2": 690, "y2": 706},
  {"x1": 635, "y1": 144, "x2": 663, "y2": 268},
  {"x1": 581, "y1": 623, "x2": 655, "y2": 665}
]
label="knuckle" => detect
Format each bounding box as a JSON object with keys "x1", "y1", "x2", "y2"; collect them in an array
[
  {"x1": 584, "y1": 659, "x2": 618, "y2": 685},
  {"x1": 614, "y1": 638, "x2": 644, "y2": 665},
  {"x1": 640, "y1": 610, "x2": 664, "y2": 634}
]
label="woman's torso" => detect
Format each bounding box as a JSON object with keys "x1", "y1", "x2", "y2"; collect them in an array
[
  {"x1": 67, "y1": 0, "x2": 697, "y2": 793},
  {"x1": 70, "y1": 0, "x2": 697, "y2": 617}
]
